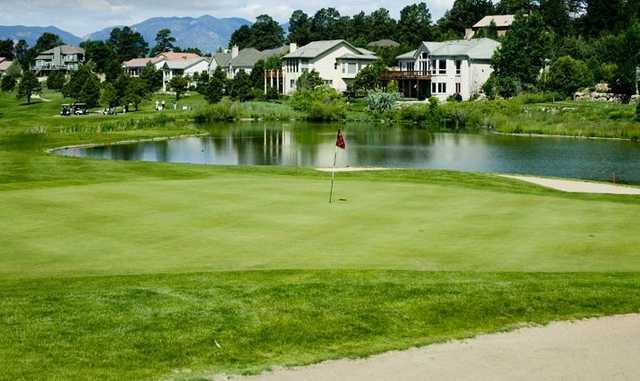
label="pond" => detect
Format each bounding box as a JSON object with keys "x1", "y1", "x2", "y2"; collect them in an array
[{"x1": 54, "y1": 122, "x2": 640, "y2": 184}]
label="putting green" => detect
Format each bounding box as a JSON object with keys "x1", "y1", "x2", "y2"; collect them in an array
[{"x1": 2, "y1": 171, "x2": 640, "y2": 278}]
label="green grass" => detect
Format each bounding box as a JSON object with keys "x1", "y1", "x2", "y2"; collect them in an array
[{"x1": 2, "y1": 89, "x2": 640, "y2": 380}]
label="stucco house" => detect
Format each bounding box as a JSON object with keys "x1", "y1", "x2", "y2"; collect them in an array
[
  {"x1": 388, "y1": 38, "x2": 500, "y2": 101},
  {"x1": 160, "y1": 57, "x2": 209, "y2": 91},
  {"x1": 32, "y1": 45, "x2": 85, "y2": 73},
  {"x1": 282, "y1": 40, "x2": 378, "y2": 95},
  {"x1": 123, "y1": 52, "x2": 201, "y2": 77},
  {"x1": 465, "y1": 15, "x2": 515, "y2": 40}
]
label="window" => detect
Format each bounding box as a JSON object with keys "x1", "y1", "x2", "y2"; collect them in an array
[
  {"x1": 432, "y1": 82, "x2": 437, "y2": 94},
  {"x1": 430, "y1": 60, "x2": 437, "y2": 74},
  {"x1": 455, "y1": 83, "x2": 461, "y2": 94},
  {"x1": 406, "y1": 62, "x2": 414, "y2": 71},
  {"x1": 422, "y1": 52, "x2": 428, "y2": 59},
  {"x1": 437, "y1": 83, "x2": 447, "y2": 93},
  {"x1": 439, "y1": 60, "x2": 446, "y2": 75},
  {"x1": 455, "y1": 60, "x2": 461, "y2": 75},
  {"x1": 323, "y1": 80, "x2": 333, "y2": 85},
  {"x1": 348, "y1": 63, "x2": 357, "y2": 74},
  {"x1": 334, "y1": 62, "x2": 338, "y2": 70}
]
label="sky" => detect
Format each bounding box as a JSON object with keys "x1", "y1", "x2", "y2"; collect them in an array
[{"x1": 0, "y1": 0, "x2": 456, "y2": 36}]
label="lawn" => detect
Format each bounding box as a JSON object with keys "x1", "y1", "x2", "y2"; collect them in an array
[{"x1": 1, "y1": 89, "x2": 640, "y2": 380}]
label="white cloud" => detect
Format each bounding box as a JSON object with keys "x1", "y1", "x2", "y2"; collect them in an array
[{"x1": 0, "y1": 0, "x2": 456, "y2": 35}]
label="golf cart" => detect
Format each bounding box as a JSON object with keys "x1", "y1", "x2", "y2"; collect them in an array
[
  {"x1": 60, "y1": 104, "x2": 72, "y2": 116},
  {"x1": 60, "y1": 103, "x2": 89, "y2": 116}
]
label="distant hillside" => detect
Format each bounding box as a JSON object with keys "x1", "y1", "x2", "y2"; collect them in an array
[
  {"x1": 0, "y1": 25, "x2": 82, "y2": 46},
  {"x1": 86, "y1": 15, "x2": 251, "y2": 53}
]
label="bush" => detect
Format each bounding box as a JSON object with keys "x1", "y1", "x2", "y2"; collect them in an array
[
  {"x1": 46, "y1": 71, "x2": 66, "y2": 90},
  {"x1": 544, "y1": 56, "x2": 593, "y2": 97},
  {"x1": 307, "y1": 100, "x2": 346, "y2": 121},
  {"x1": 193, "y1": 101, "x2": 241, "y2": 123},
  {"x1": 366, "y1": 89, "x2": 398, "y2": 113},
  {"x1": 447, "y1": 93, "x2": 463, "y2": 102},
  {"x1": 1, "y1": 75, "x2": 17, "y2": 92},
  {"x1": 290, "y1": 86, "x2": 344, "y2": 112},
  {"x1": 297, "y1": 70, "x2": 324, "y2": 91}
]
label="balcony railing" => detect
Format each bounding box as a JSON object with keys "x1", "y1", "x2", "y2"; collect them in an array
[{"x1": 381, "y1": 70, "x2": 432, "y2": 81}]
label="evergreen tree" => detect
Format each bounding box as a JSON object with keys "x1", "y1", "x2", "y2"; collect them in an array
[
  {"x1": 297, "y1": 70, "x2": 324, "y2": 90},
  {"x1": 228, "y1": 25, "x2": 253, "y2": 49},
  {"x1": 169, "y1": 75, "x2": 189, "y2": 101},
  {"x1": 16, "y1": 71, "x2": 41, "y2": 104},
  {"x1": 0, "y1": 39, "x2": 14, "y2": 60},
  {"x1": 140, "y1": 62, "x2": 163, "y2": 93},
  {"x1": 204, "y1": 67, "x2": 226, "y2": 104},
  {"x1": 151, "y1": 29, "x2": 176, "y2": 56},
  {"x1": 109, "y1": 27, "x2": 148, "y2": 62},
  {"x1": 229, "y1": 71, "x2": 254, "y2": 101},
  {"x1": 251, "y1": 15, "x2": 285, "y2": 50},
  {"x1": 79, "y1": 75, "x2": 101, "y2": 108},
  {"x1": 1, "y1": 75, "x2": 17, "y2": 92},
  {"x1": 437, "y1": 0, "x2": 494, "y2": 38},
  {"x1": 123, "y1": 77, "x2": 148, "y2": 110},
  {"x1": 544, "y1": 56, "x2": 593, "y2": 96},
  {"x1": 14, "y1": 40, "x2": 29, "y2": 69},
  {"x1": 100, "y1": 83, "x2": 118, "y2": 107},
  {"x1": 46, "y1": 71, "x2": 66, "y2": 90}
]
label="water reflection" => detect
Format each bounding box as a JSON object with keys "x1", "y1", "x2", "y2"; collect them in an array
[{"x1": 57, "y1": 122, "x2": 640, "y2": 184}]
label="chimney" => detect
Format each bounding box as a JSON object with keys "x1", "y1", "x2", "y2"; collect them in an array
[
  {"x1": 289, "y1": 43, "x2": 297, "y2": 53},
  {"x1": 231, "y1": 45, "x2": 239, "y2": 59}
]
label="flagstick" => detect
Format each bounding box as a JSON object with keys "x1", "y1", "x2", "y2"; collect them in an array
[{"x1": 329, "y1": 145, "x2": 338, "y2": 204}]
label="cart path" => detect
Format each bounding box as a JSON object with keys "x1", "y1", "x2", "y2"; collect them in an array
[
  {"x1": 217, "y1": 314, "x2": 640, "y2": 381},
  {"x1": 501, "y1": 175, "x2": 640, "y2": 195}
]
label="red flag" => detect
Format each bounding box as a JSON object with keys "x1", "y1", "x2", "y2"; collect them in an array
[{"x1": 336, "y1": 129, "x2": 346, "y2": 150}]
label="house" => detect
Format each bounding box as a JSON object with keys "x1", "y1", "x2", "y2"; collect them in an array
[
  {"x1": 387, "y1": 38, "x2": 500, "y2": 100},
  {"x1": 0, "y1": 57, "x2": 11, "y2": 77},
  {"x1": 465, "y1": 15, "x2": 515, "y2": 40},
  {"x1": 210, "y1": 45, "x2": 290, "y2": 79},
  {"x1": 123, "y1": 52, "x2": 201, "y2": 77},
  {"x1": 367, "y1": 39, "x2": 400, "y2": 49},
  {"x1": 282, "y1": 40, "x2": 378, "y2": 95},
  {"x1": 32, "y1": 45, "x2": 85, "y2": 73},
  {"x1": 160, "y1": 57, "x2": 209, "y2": 91}
]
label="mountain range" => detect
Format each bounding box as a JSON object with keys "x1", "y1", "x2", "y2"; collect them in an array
[{"x1": 0, "y1": 15, "x2": 255, "y2": 53}]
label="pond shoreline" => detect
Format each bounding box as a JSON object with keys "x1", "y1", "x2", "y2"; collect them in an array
[{"x1": 492, "y1": 130, "x2": 638, "y2": 142}]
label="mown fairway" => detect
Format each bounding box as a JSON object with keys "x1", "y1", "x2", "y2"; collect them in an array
[{"x1": 1, "y1": 91, "x2": 640, "y2": 380}]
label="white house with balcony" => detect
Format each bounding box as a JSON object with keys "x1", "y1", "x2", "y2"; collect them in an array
[
  {"x1": 32, "y1": 45, "x2": 84, "y2": 74},
  {"x1": 390, "y1": 38, "x2": 500, "y2": 101},
  {"x1": 282, "y1": 40, "x2": 378, "y2": 95},
  {"x1": 160, "y1": 57, "x2": 209, "y2": 91}
]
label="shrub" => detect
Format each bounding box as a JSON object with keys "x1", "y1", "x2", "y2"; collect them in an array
[
  {"x1": 46, "y1": 71, "x2": 66, "y2": 90},
  {"x1": 447, "y1": 93, "x2": 463, "y2": 102},
  {"x1": 193, "y1": 101, "x2": 241, "y2": 123},
  {"x1": 366, "y1": 89, "x2": 398, "y2": 113},
  {"x1": 636, "y1": 102, "x2": 640, "y2": 122},
  {"x1": 1, "y1": 75, "x2": 17, "y2": 92},
  {"x1": 307, "y1": 100, "x2": 346, "y2": 121},
  {"x1": 544, "y1": 56, "x2": 593, "y2": 97},
  {"x1": 290, "y1": 86, "x2": 343, "y2": 112},
  {"x1": 297, "y1": 70, "x2": 324, "y2": 91}
]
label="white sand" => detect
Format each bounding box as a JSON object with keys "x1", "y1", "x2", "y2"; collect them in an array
[
  {"x1": 502, "y1": 175, "x2": 640, "y2": 195},
  {"x1": 217, "y1": 314, "x2": 640, "y2": 381}
]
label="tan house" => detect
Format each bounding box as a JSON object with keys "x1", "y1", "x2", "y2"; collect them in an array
[
  {"x1": 0, "y1": 57, "x2": 12, "y2": 77},
  {"x1": 465, "y1": 15, "x2": 515, "y2": 40}
]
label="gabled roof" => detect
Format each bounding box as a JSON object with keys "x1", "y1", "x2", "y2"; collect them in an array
[
  {"x1": 395, "y1": 38, "x2": 500, "y2": 61},
  {"x1": 337, "y1": 53, "x2": 378, "y2": 60},
  {"x1": 284, "y1": 40, "x2": 378, "y2": 60},
  {"x1": 41, "y1": 45, "x2": 84, "y2": 55},
  {"x1": 123, "y1": 57, "x2": 157, "y2": 68},
  {"x1": 228, "y1": 46, "x2": 290, "y2": 68},
  {"x1": 0, "y1": 57, "x2": 6, "y2": 64},
  {"x1": 163, "y1": 57, "x2": 208, "y2": 70},
  {"x1": 367, "y1": 39, "x2": 400, "y2": 48},
  {"x1": 158, "y1": 52, "x2": 201, "y2": 61},
  {"x1": 473, "y1": 15, "x2": 515, "y2": 29},
  {"x1": 212, "y1": 52, "x2": 232, "y2": 67}
]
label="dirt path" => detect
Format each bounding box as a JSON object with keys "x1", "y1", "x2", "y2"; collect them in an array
[
  {"x1": 501, "y1": 175, "x2": 640, "y2": 195},
  {"x1": 218, "y1": 314, "x2": 640, "y2": 381}
]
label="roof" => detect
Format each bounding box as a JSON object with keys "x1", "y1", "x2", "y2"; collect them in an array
[
  {"x1": 41, "y1": 45, "x2": 85, "y2": 55},
  {"x1": 395, "y1": 38, "x2": 500, "y2": 61},
  {"x1": 228, "y1": 46, "x2": 290, "y2": 68},
  {"x1": 284, "y1": 40, "x2": 377, "y2": 60},
  {"x1": 0, "y1": 57, "x2": 5, "y2": 64},
  {"x1": 163, "y1": 57, "x2": 207, "y2": 70},
  {"x1": 0, "y1": 60, "x2": 12, "y2": 71},
  {"x1": 337, "y1": 53, "x2": 378, "y2": 60},
  {"x1": 473, "y1": 15, "x2": 515, "y2": 29},
  {"x1": 123, "y1": 57, "x2": 156, "y2": 68},
  {"x1": 212, "y1": 52, "x2": 232, "y2": 67},
  {"x1": 396, "y1": 50, "x2": 417, "y2": 60},
  {"x1": 367, "y1": 39, "x2": 400, "y2": 48},
  {"x1": 158, "y1": 52, "x2": 201, "y2": 61}
]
